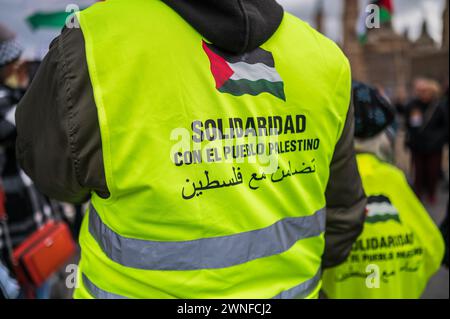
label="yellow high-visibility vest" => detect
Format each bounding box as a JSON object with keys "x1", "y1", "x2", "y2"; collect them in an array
[
  {"x1": 322, "y1": 153, "x2": 445, "y2": 299},
  {"x1": 75, "y1": 0, "x2": 352, "y2": 298}
]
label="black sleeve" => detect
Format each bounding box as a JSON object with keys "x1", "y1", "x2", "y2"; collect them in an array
[
  {"x1": 323, "y1": 100, "x2": 367, "y2": 269},
  {"x1": 15, "y1": 26, "x2": 108, "y2": 204}
]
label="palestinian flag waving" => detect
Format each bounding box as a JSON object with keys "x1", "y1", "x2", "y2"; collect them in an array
[
  {"x1": 357, "y1": 0, "x2": 394, "y2": 44},
  {"x1": 202, "y1": 41, "x2": 286, "y2": 101}
]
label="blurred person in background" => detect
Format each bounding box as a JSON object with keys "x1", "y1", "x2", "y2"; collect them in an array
[
  {"x1": 322, "y1": 81, "x2": 445, "y2": 299},
  {"x1": 405, "y1": 78, "x2": 448, "y2": 204},
  {"x1": 0, "y1": 23, "x2": 57, "y2": 299}
]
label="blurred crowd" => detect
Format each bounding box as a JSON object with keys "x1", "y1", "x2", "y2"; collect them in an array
[{"x1": 1, "y1": 23, "x2": 82, "y2": 299}]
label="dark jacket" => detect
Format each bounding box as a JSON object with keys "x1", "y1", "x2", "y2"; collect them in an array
[
  {"x1": 15, "y1": 0, "x2": 366, "y2": 268},
  {"x1": 405, "y1": 97, "x2": 449, "y2": 153}
]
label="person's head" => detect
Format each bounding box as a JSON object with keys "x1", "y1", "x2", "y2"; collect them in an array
[
  {"x1": 0, "y1": 23, "x2": 23, "y2": 84},
  {"x1": 352, "y1": 81, "x2": 396, "y2": 163},
  {"x1": 413, "y1": 77, "x2": 441, "y2": 104}
]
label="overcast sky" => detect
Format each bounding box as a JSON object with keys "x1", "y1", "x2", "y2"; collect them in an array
[{"x1": 1, "y1": 0, "x2": 447, "y2": 60}]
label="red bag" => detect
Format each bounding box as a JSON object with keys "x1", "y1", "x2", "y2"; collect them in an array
[{"x1": 12, "y1": 220, "x2": 76, "y2": 288}]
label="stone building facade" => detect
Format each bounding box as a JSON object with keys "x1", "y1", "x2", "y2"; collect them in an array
[{"x1": 342, "y1": 0, "x2": 449, "y2": 96}]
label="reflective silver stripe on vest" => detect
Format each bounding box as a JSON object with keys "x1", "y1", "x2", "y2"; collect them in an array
[
  {"x1": 273, "y1": 268, "x2": 321, "y2": 299},
  {"x1": 82, "y1": 270, "x2": 321, "y2": 299},
  {"x1": 88, "y1": 204, "x2": 326, "y2": 271},
  {"x1": 82, "y1": 273, "x2": 127, "y2": 299}
]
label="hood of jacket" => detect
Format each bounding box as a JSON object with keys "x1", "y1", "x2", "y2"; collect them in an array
[{"x1": 162, "y1": 0, "x2": 284, "y2": 54}]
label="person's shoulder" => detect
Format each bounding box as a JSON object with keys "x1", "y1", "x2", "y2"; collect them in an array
[
  {"x1": 284, "y1": 12, "x2": 348, "y2": 69},
  {"x1": 358, "y1": 153, "x2": 404, "y2": 179},
  {"x1": 57, "y1": 25, "x2": 84, "y2": 50}
]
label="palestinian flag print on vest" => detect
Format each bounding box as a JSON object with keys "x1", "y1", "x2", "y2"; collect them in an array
[
  {"x1": 202, "y1": 41, "x2": 286, "y2": 101},
  {"x1": 365, "y1": 195, "x2": 401, "y2": 224}
]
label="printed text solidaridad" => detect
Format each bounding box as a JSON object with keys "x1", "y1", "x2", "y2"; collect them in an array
[{"x1": 172, "y1": 114, "x2": 321, "y2": 166}]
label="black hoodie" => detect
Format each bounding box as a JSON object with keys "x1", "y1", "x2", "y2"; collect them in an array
[{"x1": 15, "y1": 0, "x2": 366, "y2": 269}]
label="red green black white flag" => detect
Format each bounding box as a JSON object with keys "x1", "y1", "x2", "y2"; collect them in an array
[
  {"x1": 376, "y1": 0, "x2": 394, "y2": 23},
  {"x1": 202, "y1": 41, "x2": 286, "y2": 101}
]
